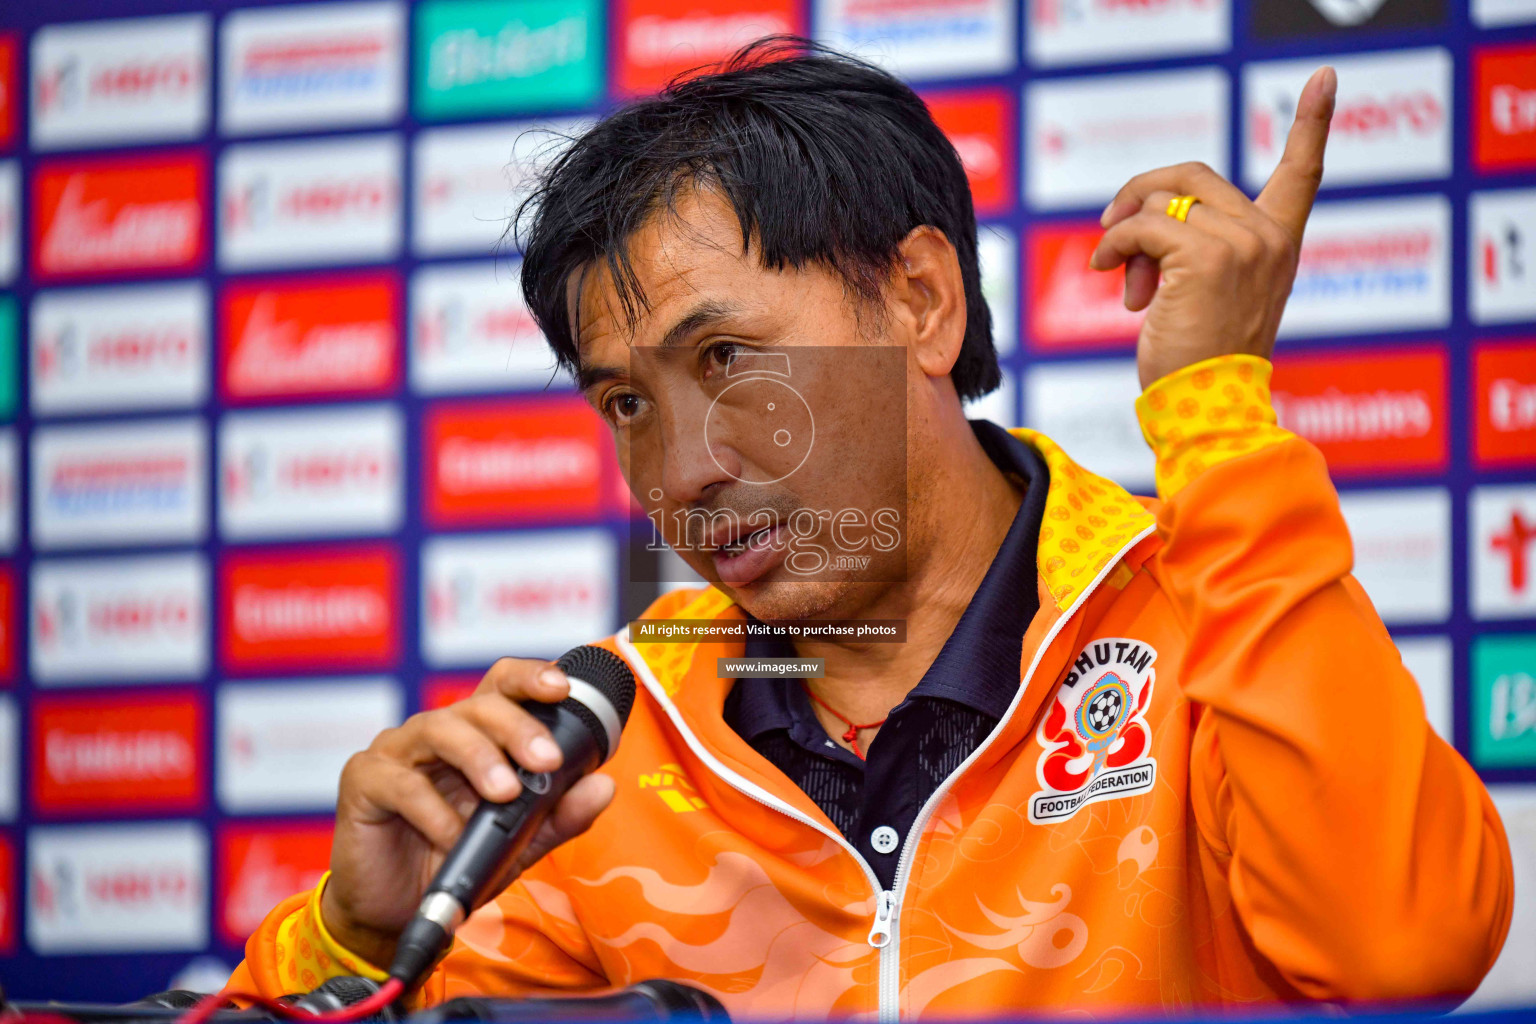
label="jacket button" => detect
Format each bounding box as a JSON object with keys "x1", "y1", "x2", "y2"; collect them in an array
[{"x1": 871, "y1": 826, "x2": 899, "y2": 854}]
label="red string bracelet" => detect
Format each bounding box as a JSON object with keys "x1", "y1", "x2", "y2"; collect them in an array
[{"x1": 800, "y1": 680, "x2": 887, "y2": 760}]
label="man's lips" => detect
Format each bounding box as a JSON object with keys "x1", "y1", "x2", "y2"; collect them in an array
[{"x1": 712, "y1": 522, "x2": 787, "y2": 586}]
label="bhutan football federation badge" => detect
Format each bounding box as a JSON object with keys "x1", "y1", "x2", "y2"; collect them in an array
[{"x1": 1029, "y1": 637, "x2": 1158, "y2": 825}]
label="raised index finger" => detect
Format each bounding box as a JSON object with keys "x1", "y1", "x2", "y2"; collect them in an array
[{"x1": 1255, "y1": 65, "x2": 1338, "y2": 242}]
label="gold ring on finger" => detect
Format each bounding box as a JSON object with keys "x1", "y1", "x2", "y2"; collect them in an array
[{"x1": 1165, "y1": 195, "x2": 1200, "y2": 223}]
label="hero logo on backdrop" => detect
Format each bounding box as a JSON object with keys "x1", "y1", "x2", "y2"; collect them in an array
[
  {"x1": 1023, "y1": 360, "x2": 1154, "y2": 490},
  {"x1": 0, "y1": 160, "x2": 17, "y2": 286},
  {"x1": 216, "y1": 678, "x2": 402, "y2": 813},
  {"x1": 1476, "y1": 340, "x2": 1536, "y2": 468},
  {"x1": 1471, "y1": 188, "x2": 1536, "y2": 325},
  {"x1": 1026, "y1": 66, "x2": 1228, "y2": 211},
  {"x1": 30, "y1": 418, "x2": 207, "y2": 550},
  {"x1": 220, "y1": 544, "x2": 399, "y2": 671},
  {"x1": 409, "y1": 259, "x2": 561, "y2": 394},
  {"x1": 1471, "y1": 485, "x2": 1536, "y2": 620},
  {"x1": 26, "y1": 822, "x2": 207, "y2": 953},
  {"x1": 1244, "y1": 48, "x2": 1452, "y2": 191},
  {"x1": 815, "y1": 0, "x2": 1015, "y2": 81},
  {"x1": 30, "y1": 14, "x2": 209, "y2": 150},
  {"x1": 1026, "y1": 222, "x2": 1145, "y2": 349},
  {"x1": 412, "y1": 118, "x2": 582, "y2": 257},
  {"x1": 32, "y1": 151, "x2": 206, "y2": 280},
  {"x1": 30, "y1": 553, "x2": 209, "y2": 685},
  {"x1": 421, "y1": 529, "x2": 614, "y2": 666},
  {"x1": 219, "y1": 403, "x2": 404, "y2": 540},
  {"x1": 220, "y1": 1, "x2": 405, "y2": 135},
  {"x1": 1279, "y1": 195, "x2": 1450, "y2": 338},
  {"x1": 217, "y1": 133, "x2": 402, "y2": 270},
  {"x1": 30, "y1": 282, "x2": 209, "y2": 415},
  {"x1": 220, "y1": 273, "x2": 398, "y2": 401},
  {"x1": 1026, "y1": 0, "x2": 1230, "y2": 68},
  {"x1": 1336, "y1": 489, "x2": 1452, "y2": 626},
  {"x1": 1270, "y1": 348, "x2": 1448, "y2": 478},
  {"x1": 1030, "y1": 637, "x2": 1158, "y2": 825}
]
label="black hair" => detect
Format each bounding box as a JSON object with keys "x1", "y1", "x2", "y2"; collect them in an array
[{"x1": 514, "y1": 35, "x2": 1001, "y2": 401}]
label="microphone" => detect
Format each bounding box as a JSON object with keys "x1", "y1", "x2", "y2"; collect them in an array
[{"x1": 388, "y1": 646, "x2": 637, "y2": 989}]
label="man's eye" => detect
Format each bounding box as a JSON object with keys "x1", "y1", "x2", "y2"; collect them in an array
[
  {"x1": 704, "y1": 342, "x2": 740, "y2": 377},
  {"x1": 604, "y1": 392, "x2": 643, "y2": 424}
]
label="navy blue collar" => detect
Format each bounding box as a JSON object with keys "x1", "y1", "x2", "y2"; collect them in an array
[{"x1": 727, "y1": 420, "x2": 1049, "y2": 743}]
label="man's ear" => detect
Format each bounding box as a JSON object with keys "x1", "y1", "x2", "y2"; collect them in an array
[{"x1": 889, "y1": 225, "x2": 966, "y2": 381}]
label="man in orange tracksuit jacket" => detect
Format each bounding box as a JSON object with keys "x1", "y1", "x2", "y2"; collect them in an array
[{"x1": 231, "y1": 41, "x2": 1512, "y2": 1018}]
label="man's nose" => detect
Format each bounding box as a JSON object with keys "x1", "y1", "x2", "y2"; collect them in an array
[{"x1": 657, "y1": 390, "x2": 740, "y2": 506}]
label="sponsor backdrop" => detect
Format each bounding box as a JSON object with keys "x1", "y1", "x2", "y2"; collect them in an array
[{"x1": 0, "y1": 0, "x2": 1533, "y2": 1007}]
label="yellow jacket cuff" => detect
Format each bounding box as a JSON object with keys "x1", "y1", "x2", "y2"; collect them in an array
[
  {"x1": 273, "y1": 871, "x2": 391, "y2": 989},
  {"x1": 1135, "y1": 353, "x2": 1295, "y2": 499}
]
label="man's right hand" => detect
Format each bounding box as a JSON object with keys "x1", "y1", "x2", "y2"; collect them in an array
[{"x1": 319, "y1": 656, "x2": 619, "y2": 968}]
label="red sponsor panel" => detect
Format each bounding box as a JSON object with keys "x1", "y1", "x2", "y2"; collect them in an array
[
  {"x1": 31, "y1": 691, "x2": 204, "y2": 815},
  {"x1": 923, "y1": 87, "x2": 1013, "y2": 219},
  {"x1": 1474, "y1": 44, "x2": 1536, "y2": 173},
  {"x1": 614, "y1": 0, "x2": 801, "y2": 96},
  {"x1": 0, "y1": 833, "x2": 12, "y2": 953},
  {"x1": 423, "y1": 673, "x2": 481, "y2": 710},
  {"x1": 1026, "y1": 221, "x2": 1143, "y2": 350},
  {"x1": 0, "y1": 34, "x2": 15, "y2": 150},
  {"x1": 221, "y1": 544, "x2": 400, "y2": 671},
  {"x1": 425, "y1": 396, "x2": 607, "y2": 527},
  {"x1": 220, "y1": 273, "x2": 400, "y2": 402},
  {"x1": 0, "y1": 568, "x2": 14, "y2": 686},
  {"x1": 1270, "y1": 347, "x2": 1449, "y2": 477},
  {"x1": 217, "y1": 820, "x2": 331, "y2": 944},
  {"x1": 1475, "y1": 340, "x2": 1536, "y2": 468},
  {"x1": 31, "y1": 151, "x2": 206, "y2": 281}
]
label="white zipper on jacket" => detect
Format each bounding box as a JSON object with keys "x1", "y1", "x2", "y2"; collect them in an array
[{"x1": 614, "y1": 521, "x2": 1155, "y2": 1023}]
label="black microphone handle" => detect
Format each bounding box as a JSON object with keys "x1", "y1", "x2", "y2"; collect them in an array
[{"x1": 390, "y1": 700, "x2": 603, "y2": 985}]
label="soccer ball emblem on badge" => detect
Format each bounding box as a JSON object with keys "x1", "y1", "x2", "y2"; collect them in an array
[{"x1": 1075, "y1": 672, "x2": 1132, "y2": 775}]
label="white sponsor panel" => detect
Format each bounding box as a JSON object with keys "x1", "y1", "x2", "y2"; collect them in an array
[
  {"x1": 1026, "y1": 67, "x2": 1229, "y2": 211},
  {"x1": 815, "y1": 0, "x2": 1015, "y2": 80},
  {"x1": 965, "y1": 369, "x2": 1018, "y2": 429},
  {"x1": 32, "y1": 418, "x2": 207, "y2": 550},
  {"x1": 414, "y1": 119, "x2": 584, "y2": 257},
  {"x1": 0, "y1": 429, "x2": 18, "y2": 555},
  {"x1": 27, "y1": 822, "x2": 207, "y2": 952},
  {"x1": 31, "y1": 282, "x2": 209, "y2": 415},
  {"x1": 1027, "y1": 0, "x2": 1229, "y2": 68},
  {"x1": 978, "y1": 226, "x2": 1017, "y2": 356},
  {"x1": 1243, "y1": 48, "x2": 1452, "y2": 191},
  {"x1": 221, "y1": 1, "x2": 405, "y2": 135},
  {"x1": 1280, "y1": 195, "x2": 1450, "y2": 339},
  {"x1": 0, "y1": 696, "x2": 15, "y2": 823},
  {"x1": 1393, "y1": 635, "x2": 1452, "y2": 742},
  {"x1": 219, "y1": 404, "x2": 403, "y2": 540},
  {"x1": 217, "y1": 677, "x2": 401, "y2": 812},
  {"x1": 31, "y1": 14, "x2": 210, "y2": 150},
  {"x1": 1024, "y1": 359, "x2": 1154, "y2": 491},
  {"x1": 410, "y1": 259, "x2": 568, "y2": 394},
  {"x1": 31, "y1": 553, "x2": 209, "y2": 684},
  {"x1": 218, "y1": 133, "x2": 402, "y2": 270},
  {"x1": 1472, "y1": 484, "x2": 1536, "y2": 621},
  {"x1": 0, "y1": 160, "x2": 17, "y2": 286},
  {"x1": 1337, "y1": 488, "x2": 1450, "y2": 625},
  {"x1": 1473, "y1": 0, "x2": 1536, "y2": 25},
  {"x1": 1466, "y1": 786, "x2": 1536, "y2": 1009},
  {"x1": 422, "y1": 530, "x2": 615, "y2": 666},
  {"x1": 1471, "y1": 188, "x2": 1536, "y2": 326}
]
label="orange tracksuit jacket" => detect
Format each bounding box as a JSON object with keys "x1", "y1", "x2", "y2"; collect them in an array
[{"x1": 232, "y1": 356, "x2": 1514, "y2": 1019}]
